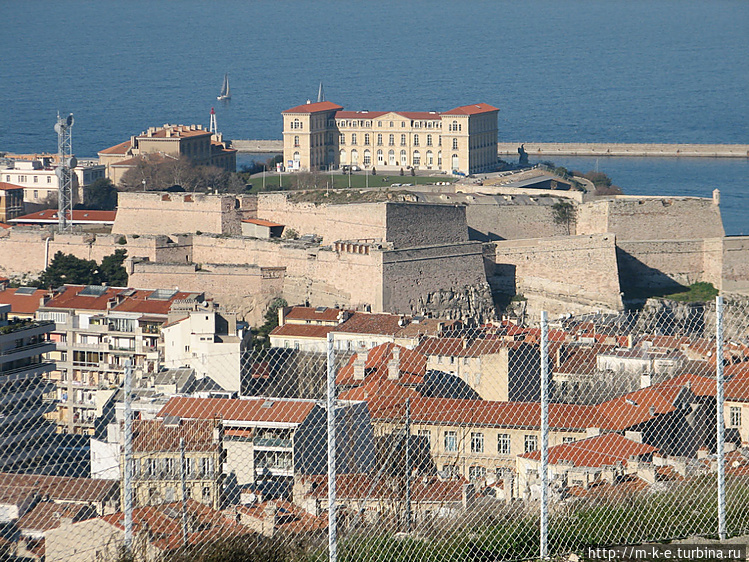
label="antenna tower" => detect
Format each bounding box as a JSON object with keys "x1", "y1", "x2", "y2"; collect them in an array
[
  {"x1": 54, "y1": 112, "x2": 76, "y2": 232},
  {"x1": 209, "y1": 107, "x2": 217, "y2": 134}
]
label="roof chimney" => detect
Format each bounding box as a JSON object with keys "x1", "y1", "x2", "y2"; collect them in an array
[
  {"x1": 387, "y1": 347, "x2": 401, "y2": 380},
  {"x1": 353, "y1": 353, "x2": 365, "y2": 380},
  {"x1": 649, "y1": 406, "x2": 656, "y2": 417}
]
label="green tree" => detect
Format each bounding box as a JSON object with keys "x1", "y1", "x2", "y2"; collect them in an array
[
  {"x1": 36, "y1": 250, "x2": 129, "y2": 288},
  {"x1": 252, "y1": 298, "x2": 288, "y2": 351},
  {"x1": 551, "y1": 200, "x2": 577, "y2": 235},
  {"x1": 99, "y1": 249, "x2": 128, "y2": 286},
  {"x1": 38, "y1": 252, "x2": 100, "y2": 288},
  {"x1": 82, "y1": 178, "x2": 118, "y2": 210}
]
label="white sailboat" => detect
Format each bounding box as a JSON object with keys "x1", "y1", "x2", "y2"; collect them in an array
[{"x1": 217, "y1": 73, "x2": 231, "y2": 100}]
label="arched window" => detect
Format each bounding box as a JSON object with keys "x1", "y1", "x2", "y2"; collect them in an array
[
  {"x1": 293, "y1": 151, "x2": 300, "y2": 162},
  {"x1": 389, "y1": 134, "x2": 395, "y2": 146},
  {"x1": 377, "y1": 150, "x2": 384, "y2": 165},
  {"x1": 413, "y1": 150, "x2": 421, "y2": 166},
  {"x1": 400, "y1": 150, "x2": 407, "y2": 165},
  {"x1": 426, "y1": 150, "x2": 433, "y2": 166},
  {"x1": 351, "y1": 149, "x2": 359, "y2": 164},
  {"x1": 377, "y1": 133, "x2": 383, "y2": 146},
  {"x1": 292, "y1": 118, "x2": 302, "y2": 130},
  {"x1": 351, "y1": 133, "x2": 357, "y2": 145},
  {"x1": 438, "y1": 151, "x2": 442, "y2": 167},
  {"x1": 388, "y1": 150, "x2": 395, "y2": 165},
  {"x1": 400, "y1": 134, "x2": 406, "y2": 146},
  {"x1": 363, "y1": 149, "x2": 371, "y2": 166},
  {"x1": 293, "y1": 135, "x2": 300, "y2": 147},
  {"x1": 340, "y1": 149, "x2": 347, "y2": 164},
  {"x1": 452, "y1": 154, "x2": 459, "y2": 170}
]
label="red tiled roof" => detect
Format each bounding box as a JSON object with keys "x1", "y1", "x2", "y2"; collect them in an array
[
  {"x1": 0, "y1": 473, "x2": 118, "y2": 504},
  {"x1": 443, "y1": 103, "x2": 499, "y2": 115},
  {"x1": 0, "y1": 182, "x2": 24, "y2": 191},
  {"x1": 98, "y1": 140, "x2": 132, "y2": 155},
  {"x1": 594, "y1": 373, "x2": 715, "y2": 430},
  {"x1": 0, "y1": 223, "x2": 10, "y2": 229},
  {"x1": 158, "y1": 396, "x2": 317, "y2": 425},
  {"x1": 283, "y1": 101, "x2": 344, "y2": 114},
  {"x1": 336, "y1": 343, "x2": 426, "y2": 386},
  {"x1": 132, "y1": 419, "x2": 221, "y2": 453},
  {"x1": 136, "y1": 127, "x2": 211, "y2": 139},
  {"x1": 10, "y1": 209, "x2": 117, "y2": 224},
  {"x1": 334, "y1": 312, "x2": 403, "y2": 335},
  {"x1": 270, "y1": 323, "x2": 336, "y2": 339},
  {"x1": 396, "y1": 111, "x2": 442, "y2": 120},
  {"x1": 335, "y1": 111, "x2": 388, "y2": 120},
  {"x1": 242, "y1": 218, "x2": 284, "y2": 228},
  {"x1": 0, "y1": 287, "x2": 49, "y2": 315},
  {"x1": 41, "y1": 285, "x2": 199, "y2": 315},
  {"x1": 520, "y1": 433, "x2": 658, "y2": 467},
  {"x1": 726, "y1": 363, "x2": 749, "y2": 401},
  {"x1": 16, "y1": 502, "x2": 92, "y2": 532},
  {"x1": 284, "y1": 306, "x2": 345, "y2": 323},
  {"x1": 567, "y1": 474, "x2": 650, "y2": 498},
  {"x1": 236, "y1": 500, "x2": 327, "y2": 534}
]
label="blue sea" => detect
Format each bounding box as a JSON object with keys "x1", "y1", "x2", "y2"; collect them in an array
[{"x1": 1, "y1": 0, "x2": 747, "y2": 233}]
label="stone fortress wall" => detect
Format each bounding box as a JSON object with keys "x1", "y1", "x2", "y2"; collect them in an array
[{"x1": 1, "y1": 189, "x2": 747, "y2": 323}]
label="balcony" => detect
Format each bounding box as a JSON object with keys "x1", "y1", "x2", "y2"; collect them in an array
[{"x1": 253, "y1": 437, "x2": 293, "y2": 449}]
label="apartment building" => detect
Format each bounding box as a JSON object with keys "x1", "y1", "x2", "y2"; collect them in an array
[
  {"x1": 282, "y1": 100, "x2": 499, "y2": 175},
  {"x1": 0, "y1": 304, "x2": 57, "y2": 472},
  {"x1": 157, "y1": 396, "x2": 376, "y2": 491},
  {"x1": 125, "y1": 418, "x2": 225, "y2": 510},
  {"x1": 36, "y1": 285, "x2": 203, "y2": 435}
]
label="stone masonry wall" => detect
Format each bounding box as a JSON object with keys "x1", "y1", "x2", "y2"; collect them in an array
[
  {"x1": 385, "y1": 203, "x2": 468, "y2": 248},
  {"x1": 465, "y1": 200, "x2": 570, "y2": 241},
  {"x1": 113, "y1": 192, "x2": 243, "y2": 236},
  {"x1": 723, "y1": 236, "x2": 749, "y2": 293},
  {"x1": 577, "y1": 197, "x2": 724, "y2": 241},
  {"x1": 255, "y1": 193, "x2": 388, "y2": 244},
  {"x1": 381, "y1": 241, "x2": 493, "y2": 320},
  {"x1": 491, "y1": 234, "x2": 623, "y2": 315}
]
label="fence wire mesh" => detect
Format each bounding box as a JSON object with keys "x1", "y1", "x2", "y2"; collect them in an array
[{"x1": 0, "y1": 298, "x2": 748, "y2": 561}]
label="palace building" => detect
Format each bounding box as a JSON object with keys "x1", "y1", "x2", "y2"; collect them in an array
[{"x1": 282, "y1": 100, "x2": 499, "y2": 175}]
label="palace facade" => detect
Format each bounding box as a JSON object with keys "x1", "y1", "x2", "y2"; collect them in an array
[{"x1": 282, "y1": 101, "x2": 499, "y2": 175}]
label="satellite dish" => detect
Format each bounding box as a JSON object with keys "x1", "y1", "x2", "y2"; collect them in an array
[
  {"x1": 66, "y1": 114, "x2": 74, "y2": 127},
  {"x1": 54, "y1": 123, "x2": 62, "y2": 134},
  {"x1": 67, "y1": 156, "x2": 77, "y2": 169}
]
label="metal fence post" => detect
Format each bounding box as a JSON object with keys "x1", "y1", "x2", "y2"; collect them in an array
[
  {"x1": 123, "y1": 359, "x2": 133, "y2": 549},
  {"x1": 540, "y1": 311, "x2": 549, "y2": 559},
  {"x1": 327, "y1": 332, "x2": 338, "y2": 562},
  {"x1": 716, "y1": 296, "x2": 726, "y2": 540}
]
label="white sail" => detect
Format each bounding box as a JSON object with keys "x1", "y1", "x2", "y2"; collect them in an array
[{"x1": 218, "y1": 73, "x2": 231, "y2": 100}]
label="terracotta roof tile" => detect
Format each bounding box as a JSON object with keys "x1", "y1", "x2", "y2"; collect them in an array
[
  {"x1": 41, "y1": 285, "x2": 199, "y2": 314},
  {"x1": 520, "y1": 433, "x2": 658, "y2": 467},
  {"x1": 283, "y1": 101, "x2": 344, "y2": 114},
  {"x1": 284, "y1": 306, "x2": 346, "y2": 323},
  {"x1": 98, "y1": 140, "x2": 132, "y2": 155},
  {"x1": 334, "y1": 312, "x2": 405, "y2": 335},
  {"x1": 16, "y1": 502, "x2": 93, "y2": 533},
  {"x1": 10, "y1": 209, "x2": 116, "y2": 224},
  {"x1": 0, "y1": 287, "x2": 49, "y2": 315},
  {"x1": 443, "y1": 103, "x2": 499, "y2": 115},
  {"x1": 158, "y1": 396, "x2": 317, "y2": 425},
  {"x1": 0, "y1": 182, "x2": 24, "y2": 191},
  {"x1": 242, "y1": 218, "x2": 284, "y2": 228},
  {"x1": 270, "y1": 324, "x2": 336, "y2": 339},
  {"x1": 132, "y1": 418, "x2": 221, "y2": 453},
  {"x1": 0, "y1": 472, "x2": 118, "y2": 504}
]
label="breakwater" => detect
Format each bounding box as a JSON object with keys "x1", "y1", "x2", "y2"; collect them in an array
[
  {"x1": 231, "y1": 140, "x2": 749, "y2": 158},
  {"x1": 498, "y1": 143, "x2": 749, "y2": 158}
]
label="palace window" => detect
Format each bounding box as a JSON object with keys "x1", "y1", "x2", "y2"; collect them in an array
[
  {"x1": 339, "y1": 134, "x2": 345, "y2": 145},
  {"x1": 498, "y1": 433, "x2": 511, "y2": 454},
  {"x1": 426, "y1": 150, "x2": 433, "y2": 166},
  {"x1": 388, "y1": 150, "x2": 395, "y2": 165},
  {"x1": 400, "y1": 150, "x2": 407, "y2": 165},
  {"x1": 426, "y1": 134, "x2": 433, "y2": 146},
  {"x1": 470, "y1": 432, "x2": 484, "y2": 453},
  {"x1": 389, "y1": 134, "x2": 395, "y2": 146},
  {"x1": 363, "y1": 150, "x2": 371, "y2": 165},
  {"x1": 377, "y1": 149, "x2": 384, "y2": 165},
  {"x1": 444, "y1": 430, "x2": 457, "y2": 452},
  {"x1": 412, "y1": 151, "x2": 421, "y2": 166},
  {"x1": 413, "y1": 134, "x2": 419, "y2": 146},
  {"x1": 351, "y1": 149, "x2": 359, "y2": 164},
  {"x1": 377, "y1": 133, "x2": 383, "y2": 146},
  {"x1": 730, "y1": 406, "x2": 742, "y2": 427},
  {"x1": 351, "y1": 133, "x2": 357, "y2": 145},
  {"x1": 364, "y1": 133, "x2": 370, "y2": 145},
  {"x1": 400, "y1": 134, "x2": 406, "y2": 146},
  {"x1": 293, "y1": 135, "x2": 300, "y2": 147},
  {"x1": 292, "y1": 118, "x2": 302, "y2": 130},
  {"x1": 452, "y1": 138, "x2": 459, "y2": 150}
]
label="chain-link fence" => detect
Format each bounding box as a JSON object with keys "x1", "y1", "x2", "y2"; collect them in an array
[{"x1": 1, "y1": 297, "x2": 748, "y2": 561}]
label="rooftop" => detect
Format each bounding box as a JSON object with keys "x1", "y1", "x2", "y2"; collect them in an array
[
  {"x1": 520, "y1": 432, "x2": 658, "y2": 467},
  {"x1": 157, "y1": 396, "x2": 317, "y2": 425}
]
